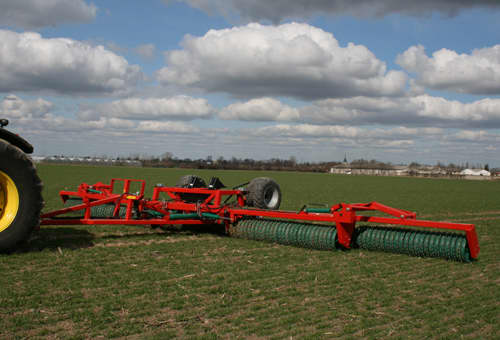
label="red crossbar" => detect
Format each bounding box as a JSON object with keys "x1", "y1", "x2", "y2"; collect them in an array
[{"x1": 40, "y1": 178, "x2": 480, "y2": 259}]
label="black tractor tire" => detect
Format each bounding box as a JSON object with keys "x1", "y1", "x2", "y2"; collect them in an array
[
  {"x1": 176, "y1": 175, "x2": 208, "y2": 203},
  {"x1": 176, "y1": 175, "x2": 207, "y2": 188},
  {"x1": 245, "y1": 177, "x2": 281, "y2": 210},
  {"x1": 0, "y1": 140, "x2": 43, "y2": 252}
]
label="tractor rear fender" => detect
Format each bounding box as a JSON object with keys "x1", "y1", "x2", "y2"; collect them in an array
[{"x1": 0, "y1": 128, "x2": 33, "y2": 154}]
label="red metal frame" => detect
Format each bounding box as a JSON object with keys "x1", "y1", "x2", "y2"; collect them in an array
[{"x1": 40, "y1": 178, "x2": 479, "y2": 259}]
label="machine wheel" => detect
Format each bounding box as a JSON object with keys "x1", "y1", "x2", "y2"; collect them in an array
[
  {"x1": 176, "y1": 175, "x2": 208, "y2": 203},
  {"x1": 0, "y1": 140, "x2": 43, "y2": 252},
  {"x1": 176, "y1": 175, "x2": 206, "y2": 188},
  {"x1": 246, "y1": 177, "x2": 281, "y2": 210}
]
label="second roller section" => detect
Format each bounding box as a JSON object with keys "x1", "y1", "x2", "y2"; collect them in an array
[{"x1": 230, "y1": 218, "x2": 471, "y2": 262}]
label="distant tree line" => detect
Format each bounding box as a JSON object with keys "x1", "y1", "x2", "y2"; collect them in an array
[
  {"x1": 39, "y1": 153, "x2": 496, "y2": 174},
  {"x1": 141, "y1": 155, "x2": 341, "y2": 172}
]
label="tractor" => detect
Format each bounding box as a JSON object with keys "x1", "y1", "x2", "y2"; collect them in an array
[{"x1": 0, "y1": 119, "x2": 43, "y2": 251}]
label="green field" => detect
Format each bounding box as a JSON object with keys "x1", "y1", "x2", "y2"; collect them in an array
[{"x1": 1, "y1": 164, "x2": 499, "y2": 339}]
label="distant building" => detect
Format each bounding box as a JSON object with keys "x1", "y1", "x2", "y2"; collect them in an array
[
  {"x1": 330, "y1": 164, "x2": 409, "y2": 176},
  {"x1": 459, "y1": 169, "x2": 491, "y2": 176},
  {"x1": 330, "y1": 164, "x2": 494, "y2": 180}
]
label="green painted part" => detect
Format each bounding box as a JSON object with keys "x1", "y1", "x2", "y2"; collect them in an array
[
  {"x1": 87, "y1": 189, "x2": 102, "y2": 194},
  {"x1": 231, "y1": 218, "x2": 338, "y2": 251},
  {"x1": 165, "y1": 212, "x2": 221, "y2": 220},
  {"x1": 304, "y1": 208, "x2": 330, "y2": 213},
  {"x1": 64, "y1": 198, "x2": 127, "y2": 218},
  {"x1": 232, "y1": 218, "x2": 471, "y2": 262},
  {"x1": 144, "y1": 209, "x2": 164, "y2": 218},
  {"x1": 169, "y1": 213, "x2": 199, "y2": 220},
  {"x1": 201, "y1": 213, "x2": 223, "y2": 220},
  {"x1": 354, "y1": 226, "x2": 471, "y2": 262}
]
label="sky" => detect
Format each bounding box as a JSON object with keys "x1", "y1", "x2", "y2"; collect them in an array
[{"x1": 1, "y1": 0, "x2": 500, "y2": 167}]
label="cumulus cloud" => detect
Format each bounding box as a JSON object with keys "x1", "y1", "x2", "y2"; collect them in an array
[
  {"x1": 0, "y1": 30, "x2": 142, "y2": 96},
  {"x1": 239, "y1": 124, "x2": 452, "y2": 150},
  {"x1": 397, "y1": 44, "x2": 500, "y2": 95},
  {"x1": 301, "y1": 95, "x2": 500, "y2": 128},
  {"x1": 448, "y1": 130, "x2": 490, "y2": 142},
  {"x1": 78, "y1": 96, "x2": 214, "y2": 121},
  {"x1": 6, "y1": 94, "x2": 498, "y2": 164},
  {"x1": 236, "y1": 123, "x2": 499, "y2": 158},
  {"x1": 249, "y1": 123, "x2": 441, "y2": 141},
  {"x1": 136, "y1": 121, "x2": 199, "y2": 134},
  {"x1": 169, "y1": 0, "x2": 500, "y2": 23},
  {"x1": 0, "y1": 94, "x2": 53, "y2": 119},
  {"x1": 0, "y1": 0, "x2": 97, "y2": 29},
  {"x1": 220, "y1": 95, "x2": 500, "y2": 128},
  {"x1": 219, "y1": 97, "x2": 299, "y2": 121},
  {"x1": 157, "y1": 23, "x2": 407, "y2": 100},
  {"x1": 9, "y1": 109, "x2": 200, "y2": 137}
]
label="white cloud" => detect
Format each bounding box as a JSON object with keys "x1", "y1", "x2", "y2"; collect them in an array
[
  {"x1": 0, "y1": 30, "x2": 142, "y2": 96},
  {"x1": 447, "y1": 130, "x2": 492, "y2": 142},
  {"x1": 248, "y1": 124, "x2": 441, "y2": 141},
  {"x1": 237, "y1": 124, "x2": 457, "y2": 150},
  {"x1": 157, "y1": 23, "x2": 407, "y2": 100},
  {"x1": 134, "y1": 44, "x2": 156, "y2": 60},
  {"x1": 300, "y1": 95, "x2": 500, "y2": 127},
  {"x1": 219, "y1": 97, "x2": 299, "y2": 121},
  {"x1": 250, "y1": 124, "x2": 362, "y2": 138},
  {"x1": 0, "y1": 0, "x2": 97, "y2": 29},
  {"x1": 216, "y1": 95, "x2": 500, "y2": 128},
  {"x1": 0, "y1": 94, "x2": 53, "y2": 119},
  {"x1": 397, "y1": 44, "x2": 500, "y2": 95},
  {"x1": 169, "y1": 0, "x2": 500, "y2": 23},
  {"x1": 9, "y1": 110, "x2": 200, "y2": 136},
  {"x1": 78, "y1": 96, "x2": 214, "y2": 121},
  {"x1": 137, "y1": 121, "x2": 199, "y2": 134},
  {"x1": 6, "y1": 96, "x2": 498, "y2": 165}
]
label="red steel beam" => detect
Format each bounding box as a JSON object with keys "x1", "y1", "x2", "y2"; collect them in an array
[{"x1": 40, "y1": 178, "x2": 480, "y2": 259}]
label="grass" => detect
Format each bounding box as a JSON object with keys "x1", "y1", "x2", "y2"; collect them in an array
[{"x1": 1, "y1": 164, "x2": 499, "y2": 339}]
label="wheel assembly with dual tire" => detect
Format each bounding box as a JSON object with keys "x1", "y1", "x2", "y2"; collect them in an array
[
  {"x1": 245, "y1": 177, "x2": 281, "y2": 210},
  {"x1": 0, "y1": 140, "x2": 43, "y2": 252},
  {"x1": 176, "y1": 174, "x2": 209, "y2": 203}
]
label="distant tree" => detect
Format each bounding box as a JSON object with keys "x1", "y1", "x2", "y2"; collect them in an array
[
  {"x1": 484, "y1": 164, "x2": 490, "y2": 171},
  {"x1": 161, "y1": 152, "x2": 173, "y2": 160}
]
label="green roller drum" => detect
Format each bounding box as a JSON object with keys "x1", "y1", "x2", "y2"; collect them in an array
[
  {"x1": 354, "y1": 226, "x2": 471, "y2": 262},
  {"x1": 232, "y1": 218, "x2": 471, "y2": 262},
  {"x1": 231, "y1": 218, "x2": 338, "y2": 251},
  {"x1": 64, "y1": 197, "x2": 128, "y2": 218}
]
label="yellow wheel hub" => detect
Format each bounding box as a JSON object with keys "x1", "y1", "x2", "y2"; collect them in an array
[{"x1": 0, "y1": 170, "x2": 19, "y2": 232}]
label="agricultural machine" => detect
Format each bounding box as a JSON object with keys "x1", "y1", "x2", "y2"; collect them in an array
[{"x1": 1, "y1": 119, "x2": 479, "y2": 262}]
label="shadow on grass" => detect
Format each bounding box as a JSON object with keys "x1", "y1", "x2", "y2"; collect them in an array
[
  {"x1": 94, "y1": 223, "x2": 227, "y2": 240},
  {"x1": 176, "y1": 223, "x2": 228, "y2": 236},
  {"x1": 16, "y1": 223, "x2": 229, "y2": 253},
  {"x1": 17, "y1": 227, "x2": 95, "y2": 253}
]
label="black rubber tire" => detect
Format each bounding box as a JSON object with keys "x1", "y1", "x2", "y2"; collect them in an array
[
  {"x1": 176, "y1": 175, "x2": 208, "y2": 203},
  {"x1": 245, "y1": 177, "x2": 281, "y2": 210},
  {"x1": 0, "y1": 140, "x2": 43, "y2": 252},
  {"x1": 176, "y1": 175, "x2": 206, "y2": 188}
]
